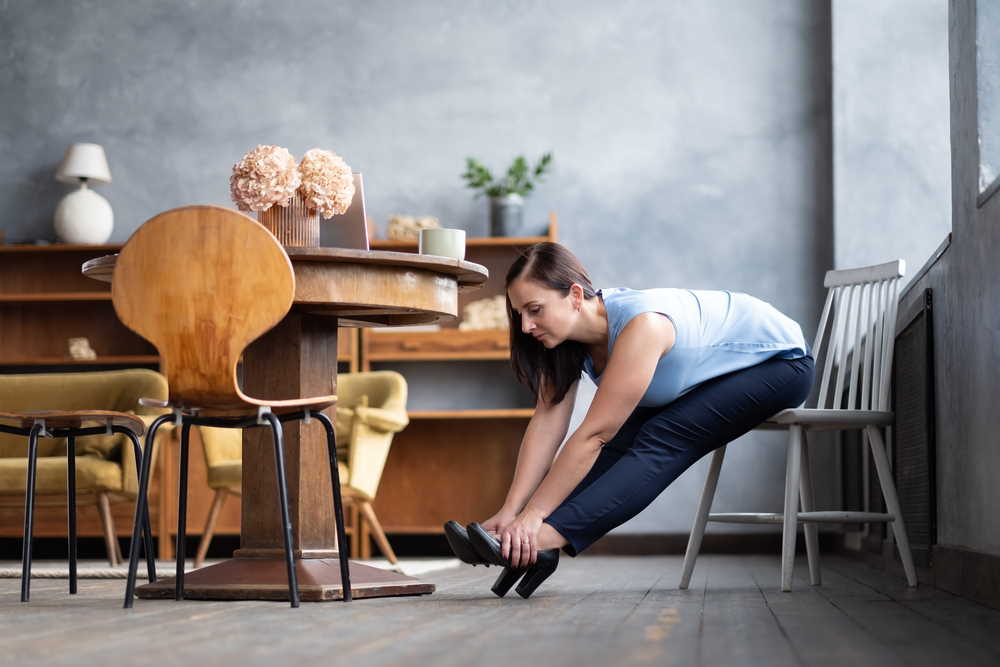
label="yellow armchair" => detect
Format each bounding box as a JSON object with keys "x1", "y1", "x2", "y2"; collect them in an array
[
  {"x1": 194, "y1": 370, "x2": 408, "y2": 566},
  {"x1": 0, "y1": 369, "x2": 171, "y2": 565}
]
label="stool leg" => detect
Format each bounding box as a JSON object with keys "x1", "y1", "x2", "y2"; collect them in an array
[
  {"x1": 175, "y1": 422, "x2": 192, "y2": 601},
  {"x1": 125, "y1": 414, "x2": 174, "y2": 608},
  {"x1": 314, "y1": 411, "x2": 352, "y2": 602},
  {"x1": 21, "y1": 423, "x2": 43, "y2": 602},
  {"x1": 264, "y1": 413, "x2": 299, "y2": 608},
  {"x1": 123, "y1": 429, "x2": 157, "y2": 584},
  {"x1": 67, "y1": 435, "x2": 78, "y2": 595}
]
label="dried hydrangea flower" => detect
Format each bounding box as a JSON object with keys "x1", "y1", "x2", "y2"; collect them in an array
[
  {"x1": 298, "y1": 148, "x2": 355, "y2": 218},
  {"x1": 229, "y1": 145, "x2": 301, "y2": 212}
]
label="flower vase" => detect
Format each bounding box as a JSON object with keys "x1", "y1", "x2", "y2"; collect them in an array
[
  {"x1": 258, "y1": 192, "x2": 320, "y2": 247},
  {"x1": 489, "y1": 193, "x2": 524, "y2": 237}
]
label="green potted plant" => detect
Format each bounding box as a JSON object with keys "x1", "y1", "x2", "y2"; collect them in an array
[{"x1": 461, "y1": 153, "x2": 553, "y2": 236}]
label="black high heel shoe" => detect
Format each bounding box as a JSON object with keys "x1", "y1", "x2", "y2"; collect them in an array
[
  {"x1": 443, "y1": 521, "x2": 489, "y2": 566},
  {"x1": 467, "y1": 522, "x2": 559, "y2": 599}
]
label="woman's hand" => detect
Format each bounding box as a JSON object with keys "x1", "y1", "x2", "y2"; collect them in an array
[
  {"x1": 500, "y1": 507, "x2": 545, "y2": 568},
  {"x1": 481, "y1": 508, "x2": 517, "y2": 537}
]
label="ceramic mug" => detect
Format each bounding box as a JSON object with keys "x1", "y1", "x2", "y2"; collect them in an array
[{"x1": 419, "y1": 228, "x2": 466, "y2": 260}]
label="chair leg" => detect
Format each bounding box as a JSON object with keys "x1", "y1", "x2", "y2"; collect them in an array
[
  {"x1": 781, "y1": 425, "x2": 803, "y2": 592},
  {"x1": 21, "y1": 423, "x2": 43, "y2": 602},
  {"x1": 97, "y1": 493, "x2": 119, "y2": 567},
  {"x1": 175, "y1": 422, "x2": 192, "y2": 600},
  {"x1": 359, "y1": 501, "x2": 397, "y2": 565},
  {"x1": 680, "y1": 445, "x2": 726, "y2": 589},
  {"x1": 123, "y1": 429, "x2": 157, "y2": 584},
  {"x1": 125, "y1": 414, "x2": 174, "y2": 608},
  {"x1": 67, "y1": 435, "x2": 78, "y2": 595},
  {"x1": 263, "y1": 413, "x2": 299, "y2": 608},
  {"x1": 865, "y1": 425, "x2": 918, "y2": 587},
  {"x1": 313, "y1": 411, "x2": 352, "y2": 602},
  {"x1": 195, "y1": 489, "x2": 229, "y2": 569},
  {"x1": 799, "y1": 430, "x2": 821, "y2": 586},
  {"x1": 348, "y1": 503, "x2": 360, "y2": 559}
]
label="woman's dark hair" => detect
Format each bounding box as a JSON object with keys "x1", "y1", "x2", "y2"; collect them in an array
[{"x1": 506, "y1": 242, "x2": 597, "y2": 405}]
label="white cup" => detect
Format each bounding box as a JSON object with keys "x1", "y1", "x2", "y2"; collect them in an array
[{"x1": 419, "y1": 228, "x2": 466, "y2": 260}]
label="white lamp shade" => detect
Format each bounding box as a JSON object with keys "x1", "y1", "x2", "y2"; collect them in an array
[{"x1": 56, "y1": 143, "x2": 112, "y2": 184}]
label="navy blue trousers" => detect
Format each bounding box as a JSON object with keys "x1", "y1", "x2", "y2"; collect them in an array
[{"x1": 544, "y1": 355, "x2": 815, "y2": 556}]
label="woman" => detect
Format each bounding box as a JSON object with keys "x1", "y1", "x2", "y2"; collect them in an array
[{"x1": 445, "y1": 242, "x2": 814, "y2": 598}]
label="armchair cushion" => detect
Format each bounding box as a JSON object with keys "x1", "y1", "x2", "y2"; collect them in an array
[{"x1": 0, "y1": 455, "x2": 122, "y2": 495}]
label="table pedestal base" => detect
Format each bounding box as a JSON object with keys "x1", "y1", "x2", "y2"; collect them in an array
[{"x1": 135, "y1": 557, "x2": 435, "y2": 601}]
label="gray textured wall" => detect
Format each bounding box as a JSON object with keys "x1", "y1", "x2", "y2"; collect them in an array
[
  {"x1": 832, "y1": 0, "x2": 951, "y2": 286},
  {"x1": 0, "y1": 1, "x2": 835, "y2": 535}
]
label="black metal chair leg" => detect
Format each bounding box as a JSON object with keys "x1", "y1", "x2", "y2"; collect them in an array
[
  {"x1": 67, "y1": 435, "x2": 77, "y2": 595},
  {"x1": 264, "y1": 412, "x2": 300, "y2": 608},
  {"x1": 125, "y1": 413, "x2": 174, "y2": 608},
  {"x1": 122, "y1": 429, "x2": 157, "y2": 584},
  {"x1": 313, "y1": 411, "x2": 352, "y2": 602},
  {"x1": 21, "y1": 423, "x2": 43, "y2": 603},
  {"x1": 175, "y1": 422, "x2": 192, "y2": 601}
]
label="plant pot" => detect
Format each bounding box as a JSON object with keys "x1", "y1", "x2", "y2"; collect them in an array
[
  {"x1": 489, "y1": 194, "x2": 524, "y2": 237},
  {"x1": 257, "y1": 192, "x2": 320, "y2": 247}
]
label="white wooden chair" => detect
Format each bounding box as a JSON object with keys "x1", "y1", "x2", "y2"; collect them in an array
[{"x1": 679, "y1": 259, "x2": 918, "y2": 592}]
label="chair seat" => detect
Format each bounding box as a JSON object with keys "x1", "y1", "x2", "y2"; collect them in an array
[
  {"x1": 142, "y1": 396, "x2": 337, "y2": 418},
  {"x1": 207, "y1": 459, "x2": 348, "y2": 490},
  {"x1": 0, "y1": 410, "x2": 145, "y2": 433},
  {"x1": 0, "y1": 456, "x2": 122, "y2": 494},
  {"x1": 761, "y1": 408, "x2": 894, "y2": 431}
]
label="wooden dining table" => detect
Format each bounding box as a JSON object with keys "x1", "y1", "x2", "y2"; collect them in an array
[{"x1": 83, "y1": 246, "x2": 488, "y2": 601}]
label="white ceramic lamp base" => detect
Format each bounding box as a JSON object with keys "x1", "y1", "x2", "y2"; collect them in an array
[{"x1": 54, "y1": 184, "x2": 113, "y2": 244}]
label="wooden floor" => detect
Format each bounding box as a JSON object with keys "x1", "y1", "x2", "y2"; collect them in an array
[{"x1": 2, "y1": 554, "x2": 999, "y2": 666}]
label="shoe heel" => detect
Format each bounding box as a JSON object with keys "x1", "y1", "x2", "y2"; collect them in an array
[
  {"x1": 491, "y1": 566, "x2": 524, "y2": 598},
  {"x1": 515, "y1": 552, "x2": 559, "y2": 599}
]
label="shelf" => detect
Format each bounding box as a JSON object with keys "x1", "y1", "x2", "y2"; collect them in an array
[
  {"x1": 370, "y1": 235, "x2": 550, "y2": 251},
  {"x1": 0, "y1": 355, "x2": 161, "y2": 366},
  {"x1": 407, "y1": 408, "x2": 533, "y2": 419},
  {"x1": 365, "y1": 328, "x2": 510, "y2": 362},
  {"x1": 0, "y1": 244, "x2": 121, "y2": 253},
  {"x1": 0, "y1": 291, "x2": 111, "y2": 303}
]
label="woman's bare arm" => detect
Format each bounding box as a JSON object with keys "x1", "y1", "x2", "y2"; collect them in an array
[{"x1": 499, "y1": 379, "x2": 579, "y2": 515}]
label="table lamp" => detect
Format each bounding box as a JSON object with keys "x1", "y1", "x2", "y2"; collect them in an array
[{"x1": 53, "y1": 143, "x2": 113, "y2": 244}]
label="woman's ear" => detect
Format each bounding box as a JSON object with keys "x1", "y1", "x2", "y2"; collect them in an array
[{"x1": 570, "y1": 283, "x2": 584, "y2": 311}]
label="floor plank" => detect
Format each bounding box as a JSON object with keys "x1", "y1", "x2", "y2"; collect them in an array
[{"x1": 2, "y1": 555, "x2": 999, "y2": 667}]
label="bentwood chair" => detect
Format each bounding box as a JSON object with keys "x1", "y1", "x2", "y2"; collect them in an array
[
  {"x1": 114, "y1": 205, "x2": 352, "y2": 608},
  {"x1": 680, "y1": 260, "x2": 918, "y2": 592},
  {"x1": 0, "y1": 369, "x2": 162, "y2": 601},
  {"x1": 193, "y1": 370, "x2": 409, "y2": 567}
]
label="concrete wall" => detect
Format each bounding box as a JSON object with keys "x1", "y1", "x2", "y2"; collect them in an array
[
  {"x1": 832, "y1": 0, "x2": 951, "y2": 286},
  {"x1": 0, "y1": 1, "x2": 834, "y2": 534}
]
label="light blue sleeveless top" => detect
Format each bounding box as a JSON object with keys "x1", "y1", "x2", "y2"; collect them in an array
[{"x1": 582, "y1": 288, "x2": 809, "y2": 407}]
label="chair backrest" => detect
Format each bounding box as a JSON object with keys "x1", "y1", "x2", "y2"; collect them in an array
[
  {"x1": 112, "y1": 206, "x2": 295, "y2": 410},
  {"x1": 809, "y1": 259, "x2": 906, "y2": 411}
]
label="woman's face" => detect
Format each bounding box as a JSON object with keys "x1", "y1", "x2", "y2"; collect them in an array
[{"x1": 507, "y1": 277, "x2": 578, "y2": 348}]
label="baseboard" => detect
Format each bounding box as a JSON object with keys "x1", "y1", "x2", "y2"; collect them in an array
[
  {"x1": 931, "y1": 544, "x2": 1000, "y2": 610},
  {"x1": 835, "y1": 539, "x2": 1000, "y2": 611}
]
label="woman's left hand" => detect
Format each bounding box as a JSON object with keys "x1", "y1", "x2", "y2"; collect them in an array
[{"x1": 500, "y1": 507, "x2": 545, "y2": 568}]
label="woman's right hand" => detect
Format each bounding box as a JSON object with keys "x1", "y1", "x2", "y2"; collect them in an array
[{"x1": 481, "y1": 508, "x2": 518, "y2": 537}]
